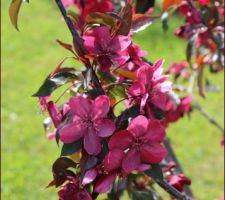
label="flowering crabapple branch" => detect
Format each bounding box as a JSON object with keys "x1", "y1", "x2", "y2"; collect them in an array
[{"x1": 54, "y1": 1, "x2": 192, "y2": 199}]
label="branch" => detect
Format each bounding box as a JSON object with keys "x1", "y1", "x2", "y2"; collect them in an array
[
  {"x1": 55, "y1": 0, "x2": 105, "y2": 95},
  {"x1": 154, "y1": 179, "x2": 191, "y2": 200},
  {"x1": 192, "y1": 102, "x2": 224, "y2": 134},
  {"x1": 55, "y1": 0, "x2": 80, "y2": 38},
  {"x1": 164, "y1": 138, "x2": 194, "y2": 198}
]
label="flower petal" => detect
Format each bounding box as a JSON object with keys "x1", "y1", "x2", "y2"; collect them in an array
[
  {"x1": 94, "y1": 172, "x2": 117, "y2": 194},
  {"x1": 97, "y1": 56, "x2": 112, "y2": 72},
  {"x1": 83, "y1": 35, "x2": 98, "y2": 53},
  {"x1": 110, "y1": 35, "x2": 131, "y2": 52},
  {"x1": 122, "y1": 148, "x2": 141, "y2": 173},
  {"x1": 103, "y1": 149, "x2": 124, "y2": 172},
  {"x1": 137, "y1": 63, "x2": 153, "y2": 86},
  {"x1": 92, "y1": 95, "x2": 110, "y2": 120},
  {"x1": 60, "y1": 122, "x2": 86, "y2": 144},
  {"x1": 69, "y1": 96, "x2": 91, "y2": 119},
  {"x1": 82, "y1": 168, "x2": 98, "y2": 186},
  {"x1": 108, "y1": 130, "x2": 133, "y2": 150},
  {"x1": 151, "y1": 91, "x2": 167, "y2": 110},
  {"x1": 140, "y1": 93, "x2": 149, "y2": 112},
  {"x1": 145, "y1": 120, "x2": 166, "y2": 143},
  {"x1": 128, "y1": 81, "x2": 145, "y2": 97},
  {"x1": 95, "y1": 119, "x2": 115, "y2": 137},
  {"x1": 84, "y1": 128, "x2": 102, "y2": 155},
  {"x1": 140, "y1": 143, "x2": 167, "y2": 164},
  {"x1": 92, "y1": 26, "x2": 111, "y2": 50},
  {"x1": 128, "y1": 115, "x2": 149, "y2": 138}
]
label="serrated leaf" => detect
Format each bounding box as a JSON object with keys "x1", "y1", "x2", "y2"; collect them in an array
[
  {"x1": 86, "y1": 12, "x2": 117, "y2": 29},
  {"x1": 131, "y1": 14, "x2": 158, "y2": 33},
  {"x1": 52, "y1": 157, "x2": 77, "y2": 187},
  {"x1": 61, "y1": 138, "x2": 83, "y2": 156},
  {"x1": 117, "y1": 3, "x2": 132, "y2": 36},
  {"x1": 56, "y1": 39, "x2": 75, "y2": 55},
  {"x1": 33, "y1": 68, "x2": 78, "y2": 97},
  {"x1": 149, "y1": 104, "x2": 164, "y2": 120},
  {"x1": 144, "y1": 164, "x2": 164, "y2": 181},
  {"x1": 9, "y1": 0, "x2": 23, "y2": 30},
  {"x1": 113, "y1": 68, "x2": 136, "y2": 80}
]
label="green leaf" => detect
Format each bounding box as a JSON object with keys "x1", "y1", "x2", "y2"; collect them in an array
[
  {"x1": 52, "y1": 157, "x2": 77, "y2": 187},
  {"x1": 149, "y1": 104, "x2": 164, "y2": 120},
  {"x1": 144, "y1": 164, "x2": 164, "y2": 181},
  {"x1": 132, "y1": 190, "x2": 154, "y2": 200},
  {"x1": 9, "y1": 0, "x2": 23, "y2": 30},
  {"x1": 61, "y1": 138, "x2": 83, "y2": 156},
  {"x1": 33, "y1": 68, "x2": 78, "y2": 97}
]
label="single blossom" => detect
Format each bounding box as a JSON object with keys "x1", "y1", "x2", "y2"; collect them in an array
[
  {"x1": 109, "y1": 115, "x2": 167, "y2": 173},
  {"x1": 165, "y1": 95, "x2": 192, "y2": 125},
  {"x1": 59, "y1": 95, "x2": 115, "y2": 155},
  {"x1": 125, "y1": 43, "x2": 147, "y2": 71},
  {"x1": 81, "y1": 149, "x2": 125, "y2": 194},
  {"x1": 167, "y1": 174, "x2": 191, "y2": 192},
  {"x1": 166, "y1": 61, "x2": 189, "y2": 80},
  {"x1": 58, "y1": 176, "x2": 92, "y2": 200},
  {"x1": 128, "y1": 59, "x2": 172, "y2": 112},
  {"x1": 83, "y1": 26, "x2": 131, "y2": 72}
]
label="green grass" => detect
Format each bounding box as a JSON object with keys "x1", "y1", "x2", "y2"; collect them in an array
[{"x1": 2, "y1": 1, "x2": 224, "y2": 200}]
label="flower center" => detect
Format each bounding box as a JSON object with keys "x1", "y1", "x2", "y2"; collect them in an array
[{"x1": 132, "y1": 137, "x2": 148, "y2": 150}]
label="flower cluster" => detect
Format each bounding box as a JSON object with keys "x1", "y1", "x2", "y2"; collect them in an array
[
  {"x1": 36, "y1": 2, "x2": 175, "y2": 197},
  {"x1": 31, "y1": 0, "x2": 222, "y2": 199}
]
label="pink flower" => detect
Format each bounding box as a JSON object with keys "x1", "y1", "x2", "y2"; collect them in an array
[
  {"x1": 125, "y1": 43, "x2": 147, "y2": 71},
  {"x1": 59, "y1": 95, "x2": 115, "y2": 155},
  {"x1": 167, "y1": 174, "x2": 191, "y2": 192},
  {"x1": 166, "y1": 61, "x2": 189, "y2": 79},
  {"x1": 198, "y1": 0, "x2": 209, "y2": 6},
  {"x1": 165, "y1": 95, "x2": 192, "y2": 125},
  {"x1": 83, "y1": 26, "x2": 131, "y2": 72},
  {"x1": 58, "y1": 176, "x2": 92, "y2": 200},
  {"x1": 109, "y1": 115, "x2": 167, "y2": 173},
  {"x1": 61, "y1": 0, "x2": 75, "y2": 7},
  {"x1": 79, "y1": 0, "x2": 113, "y2": 21},
  {"x1": 128, "y1": 59, "x2": 171, "y2": 112}
]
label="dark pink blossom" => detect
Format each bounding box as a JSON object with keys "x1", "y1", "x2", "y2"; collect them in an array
[
  {"x1": 167, "y1": 174, "x2": 191, "y2": 192},
  {"x1": 58, "y1": 176, "x2": 92, "y2": 200},
  {"x1": 128, "y1": 59, "x2": 171, "y2": 112},
  {"x1": 125, "y1": 43, "x2": 147, "y2": 71},
  {"x1": 83, "y1": 26, "x2": 131, "y2": 72},
  {"x1": 166, "y1": 61, "x2": 189, "y2": 79},
  {"x1": 165, "y1": 95, "x2": 192, "y2": 125},
  {"x1": 82, "y1": 149, "x2": 125, "y2": 193},
  {"x1": 109, "y1": 115, "x2": 167, "y2": 173},
  {"x1": 198, "y1": 0, "x2": 209, "y2": 6},
  {"x1": 59, "y1": 95, "x2": 115, "y2": 155}
]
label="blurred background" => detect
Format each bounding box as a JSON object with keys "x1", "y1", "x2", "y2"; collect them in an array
[{"x1": 1, "y1": 1, "x2": 224, "y2": 199}]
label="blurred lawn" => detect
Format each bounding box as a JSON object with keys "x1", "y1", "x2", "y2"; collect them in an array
[{"x1": 2, "y1": 1, "x2": 224, "y2": 200}]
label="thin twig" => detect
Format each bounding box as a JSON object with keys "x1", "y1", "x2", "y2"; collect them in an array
[
  {"x1": 154, "y1": 179, "x2": 190, "y2": 200},
  {"x1": 164, "y1": 138, "x2": 194, "y2": 197},
  {"x1": 192, "y1": 102, "x2": 224, "y2": 134}
]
